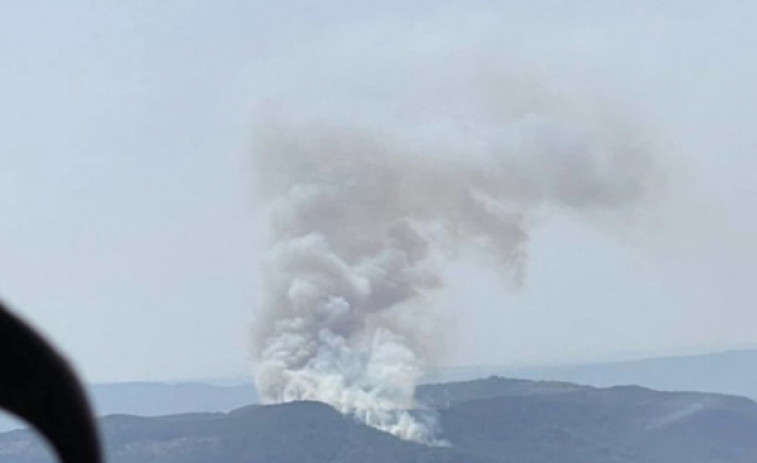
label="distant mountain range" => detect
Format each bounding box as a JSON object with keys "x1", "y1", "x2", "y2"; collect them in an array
[
  {"x1": 7, "y1": 347, "x2": 757, "y2": 432},
  {"x1": 0, "y1": 382, "x2": 257, "y2": 433},
  {"x1": 5, "y1": 347, "x2": 757, "y2": 436},
  {"x1": 432, "y1": 348, "x2": 757, "y2": 402},
  {"x1": 88, "y1": 382, "x2": 258, "y2": 417},
  {"x1": 3, "y1": 376, "x2": 757, "y2": 462}
]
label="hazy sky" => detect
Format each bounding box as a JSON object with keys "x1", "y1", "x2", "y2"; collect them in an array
[{"x1": 2, "y1": 0, "x2": 757, "y2": 383}]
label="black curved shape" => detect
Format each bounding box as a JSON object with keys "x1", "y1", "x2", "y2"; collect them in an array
[{"x1": 0, "y1": 301, "x2": 102, "y2": 463}]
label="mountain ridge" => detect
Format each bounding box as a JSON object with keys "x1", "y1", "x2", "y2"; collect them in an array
[
  {"x1": 430, "y1": 348, "x2": 757, "y2": 402},
  {"x1": 3, "y1": 377, "x2": 757, "y2": 462}
]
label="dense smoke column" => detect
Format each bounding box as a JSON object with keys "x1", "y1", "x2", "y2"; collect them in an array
[{"x1": 252, "y1": 105, "x2": 658, "y2": 442}]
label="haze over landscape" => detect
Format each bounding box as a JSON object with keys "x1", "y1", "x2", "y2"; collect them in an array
[
  {"x1": 2, "y1": 1, "x2": 757, "y2": 461},
  {"x1": 3, "y1": 0, "x2": 756, "y2": 386}
]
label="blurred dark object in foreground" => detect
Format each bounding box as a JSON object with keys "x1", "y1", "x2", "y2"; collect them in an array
[{"x1": 0, "y1": 302, "x2": 101, "y2": 463}]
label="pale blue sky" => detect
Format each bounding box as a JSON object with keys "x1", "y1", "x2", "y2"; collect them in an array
[{"x1": 2, "y1": 0, "x2": 757, "y2": 382}]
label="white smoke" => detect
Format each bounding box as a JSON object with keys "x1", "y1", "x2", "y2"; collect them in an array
[{"x1": 250, "y1": 23, "x2": 660, "y2": 443}]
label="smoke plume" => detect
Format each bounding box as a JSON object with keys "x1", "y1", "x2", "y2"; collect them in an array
[{"x1": 251, "y1": 36, "x2": 659, "y2": 442}]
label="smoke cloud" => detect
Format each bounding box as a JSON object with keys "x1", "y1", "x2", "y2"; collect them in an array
[{"x1": 250, "y1": 25, "x2": 660, "y2": 442}]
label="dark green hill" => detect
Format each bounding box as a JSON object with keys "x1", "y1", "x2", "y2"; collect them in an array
[{"x1": 3, "y1": 378, "x2": 757, "y2": 463}]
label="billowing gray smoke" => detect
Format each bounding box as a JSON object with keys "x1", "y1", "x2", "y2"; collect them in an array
[{"x1": 251, "y1": 40, "x2": 659, "y2": 442}]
